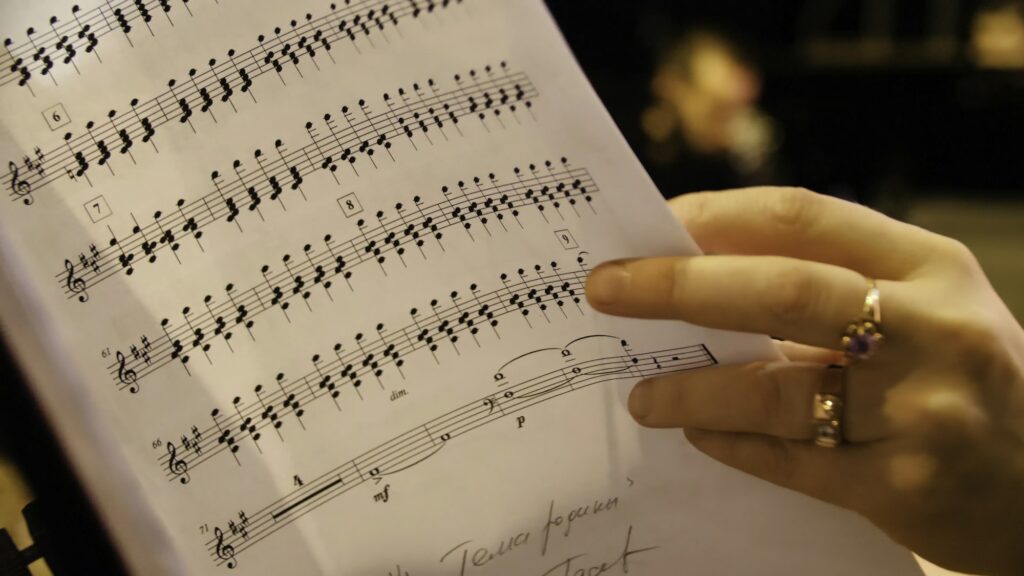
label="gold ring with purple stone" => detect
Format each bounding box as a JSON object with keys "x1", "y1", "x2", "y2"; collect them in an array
[{"x1": 842, "y1": 280, "x2": 884, "y2": 361}]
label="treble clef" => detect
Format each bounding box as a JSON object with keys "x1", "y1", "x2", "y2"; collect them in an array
[
  {"x1": 115, "y1": 351, "x2": 139, "y2": 393},
  {"x1": 64, "y1": 259, "x2": 89, "y2": 303},
  {"x1": 214, "y1": 527, "x2": 237, "y2": 569},
  {"x1": 8, "y1": 161, "x2": 34, "y2": 206},
  {"x1": 166, "y1": 442, "x2": 191, "y2": 485}
]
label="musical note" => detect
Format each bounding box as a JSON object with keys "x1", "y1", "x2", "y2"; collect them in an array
[
  {"x1": 232, "y1": 396, "x2": 264, "y2": 449},
  {"x1": 134, "y1": 0, "x2": 155, "y2": 35},
  {"x1": 111, "y1": 5, "x2": 135, "y2": 46},
  {"x1": 104, "y1": 160, "x2": 593, "y2": 391},
  {"x1": 8, "y1": 0, "x2": 471, "y2": 205},
  {"x1": 1, "y1": 0, "x2": 230, "y2": 91},
  {"x1": 154, "y1": 256, "x2": 595, "y2": 473},
  {"x1": 83, "y1": 121, "x2": 113, "y2": 173},
  {"x1": 106, "y1": 110, "x2": 135, "y2": 161},
  {"x1": 197, "y1": 339, "x2": 717, "y2": 563},
  {"x1": 56, "y1": 65, "x2": 537, "y2": 307},
  {"x1": 167, "y1": 79, "x2": 195, "y2": 127},
  {"x1": 0, "y1": 2, "x2": 797, "y2": 574},
  {"x1": 210, "y1": 408, "x2": 240, "y2": 465},
  {"x1": 155, "y1": 258, "x2": 593, "y2": 477}
]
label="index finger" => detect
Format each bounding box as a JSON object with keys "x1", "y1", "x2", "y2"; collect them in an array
[
  {"x1": 586, "y1": 255, "x2": 870, "y2": 350},
  {"x1": 670, "y1": 187, "x2": 942, "y2": 280}
]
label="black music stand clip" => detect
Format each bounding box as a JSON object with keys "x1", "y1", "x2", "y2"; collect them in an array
[{"x1": 1, "y1": 501, "x2": 50, "y2": 576}]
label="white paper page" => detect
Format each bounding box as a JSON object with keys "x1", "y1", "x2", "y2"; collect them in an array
[{"x1": 0, "y1": 1, "x2": 922, "y2": 574}]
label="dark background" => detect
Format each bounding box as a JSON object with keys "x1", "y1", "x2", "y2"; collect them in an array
[{"x1": 548, "y1": 0, "x2": 1023, "y2": 207}]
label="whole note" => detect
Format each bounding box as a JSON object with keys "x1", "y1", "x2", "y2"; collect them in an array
[
  {"x1": 64, "y1": 259, "x2": 88, "y2": 302},
  {"x1": 8, "y1": 161, "x2": 34, "y2": 206},
  {"x1": 116, "y1": 351, "x2": 139, "y2": 393},
  {"x1": 214, "y1": 527, "x2": 237, "y2": 569},
  {"x1": 166, "y1": 441, "x2": 191, "y2": 485}
]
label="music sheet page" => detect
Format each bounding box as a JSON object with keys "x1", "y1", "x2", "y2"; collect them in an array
[{"x1": 0, "y1": 1, "x2": 921, "y2": 574}]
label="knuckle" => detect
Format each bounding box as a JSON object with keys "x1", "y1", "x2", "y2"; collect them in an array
[
  {"x1": 910, "y1": 305, "x2": 1017, "y2": 402},
  {"x1": 767, "y1": 187, "x2": 819, "y2": 232},
  {"x1": 928, "y1": 311, "x2": 1000, "y2": 365},
  {"x1": 951, "y1": 321, "x2": 1012, "y2": 389},
  {"x1": 763, "y1": 262, "x2": 816, "y2": 329},
  {"x1": 933, "y1": 237, "x2": 983, "y2": 274}
]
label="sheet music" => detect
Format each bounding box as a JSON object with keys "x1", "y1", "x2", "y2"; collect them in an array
[{"x1": 0, "y1": 1, "x2": 922, "y2": 574}]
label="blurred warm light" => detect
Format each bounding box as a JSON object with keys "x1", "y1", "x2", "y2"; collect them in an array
[
  {"x1": 971, "y1": 3, "x2": 1024, "y2": 68},
  {"x1": 645, "y1": 31, "x2": 777, "y2": 177},
  {"x1": 650, "y1": 33, "x2": 763, "y2": 155},
  {"x1": 641, "y1": 104, "x2": 677, "y2": 144}
]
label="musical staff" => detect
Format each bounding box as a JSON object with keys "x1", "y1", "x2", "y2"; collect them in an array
[
  {"x1": 199, "y1": 338, "x2": 717, "y2": 568},
  {"x1": 7, "y1": 0, "x2": 466, "y2": 202},
  {"x1": 108, "y1": 159, "x2": 596, "y2": 392},
  {"x1": 2, "y1": 0, "x2": 225, "y2": 91},
  {"x1": 0, "y1": 0, "x2": 795, "y2": 573},
  {"x1": 156, "y1": 254, "x2": 594, "y2": 480},
  {"x1": 54, "y1": 63, "x2": 537, "y2": 302}
]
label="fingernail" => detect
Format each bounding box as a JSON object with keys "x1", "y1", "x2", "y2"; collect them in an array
[
  {"x1": 629, "y1": 381, "x2": 653, "y2": 422},
  {"x1": 587, "y1": 263, "x2": 631, "y2": 307}
]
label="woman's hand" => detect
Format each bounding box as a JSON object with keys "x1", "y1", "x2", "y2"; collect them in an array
[{"x1": 585, "y1": 187, "x2": 1024, "y2": 576}]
